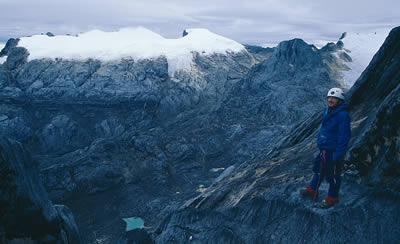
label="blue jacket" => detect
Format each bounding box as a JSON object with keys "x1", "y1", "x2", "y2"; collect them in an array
[{"x1": 317, "y1": 103, "x2": 351, "y2": 161}]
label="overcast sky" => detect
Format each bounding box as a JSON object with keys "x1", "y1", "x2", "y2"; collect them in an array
[{"x1": 0, "y1": 0, "x2": 399, "y2": 45}]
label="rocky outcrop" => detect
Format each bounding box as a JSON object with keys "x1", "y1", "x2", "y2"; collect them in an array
[
  {"x1": 0, "y1": 137, "x2": 81, "y2": 243},
  {"x1": 6, "y1": 47, "x2": 29, "y2": 71},
  {"x1": 0, "y1": 38, "x2": 19, "y2": 57},
  {"x1": 153, "y1": 27, "x2": 400, "y2": 243}
]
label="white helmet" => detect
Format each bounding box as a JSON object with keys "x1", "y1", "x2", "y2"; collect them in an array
[{"x1": 327, "y1": 88, "x2": 345, "y2": 100}]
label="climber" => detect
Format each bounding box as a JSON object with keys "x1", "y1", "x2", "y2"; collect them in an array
[{"x1": 300, "y1": 88, "x2": 351, "y2": 208}]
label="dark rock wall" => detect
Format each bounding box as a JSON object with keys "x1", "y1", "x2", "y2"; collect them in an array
[
  {"x1": 0, "y1": 137, "x2": 81, "y2": 243},
  {"x1": 345, "y1": 26, "x2": 400, "y2": 190}
]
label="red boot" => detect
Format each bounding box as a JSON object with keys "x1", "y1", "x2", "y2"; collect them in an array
[
  {"x1": 299, "y1": 186, "x2": 319, "y2": 198},
  {"x1": 320, "y1": 196, "x2": 339, "y2": 208}
]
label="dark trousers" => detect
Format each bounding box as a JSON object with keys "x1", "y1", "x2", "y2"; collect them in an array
[{"x1": 309, "y1": 150, "x2": 343, "y2": 198}]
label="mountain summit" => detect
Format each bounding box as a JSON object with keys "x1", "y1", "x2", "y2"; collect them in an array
[{"x1": 15, "y1": 27, "x2": 245, "y2": 75}]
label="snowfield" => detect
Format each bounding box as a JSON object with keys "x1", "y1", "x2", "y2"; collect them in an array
[
  {"x1": 0, "y1": 43, "x2": 6, "y2": 64},
  {"x1": 339, "y1": 29, "x2": 391, "y2": 88},
  {"x1": 17, "y1": 27, "x2": 245, "y2": 75}
]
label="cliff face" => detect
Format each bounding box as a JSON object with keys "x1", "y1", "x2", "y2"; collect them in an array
[
  {"x1": 345, "y1": 27, "x2": 400, "y2": 190},
  {"x1": 0, "y1": 137, "x2": 81, "y2": 243},
  {"x1": 154, "y1": 27, "x2": 400, "y2": 243}
]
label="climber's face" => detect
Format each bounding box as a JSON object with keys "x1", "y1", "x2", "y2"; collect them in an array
[{"x1": 328, "y1": 96, "x2": 342, "y2": 109}]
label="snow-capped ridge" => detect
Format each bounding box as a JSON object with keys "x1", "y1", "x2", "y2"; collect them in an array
[
  {"x1": 17, "y1": 27, "x2": 245, "y2": 75},
  {"x1": 335, "y1": 28, "x2": 391, "y2": 88},
  {"x1": 0, "y1": 43, "x2": 6, "y2": 64}
]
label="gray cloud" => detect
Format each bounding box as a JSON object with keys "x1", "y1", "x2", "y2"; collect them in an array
[{"x1": 0, "y1": 0, "x2": 399, "y2": 45}]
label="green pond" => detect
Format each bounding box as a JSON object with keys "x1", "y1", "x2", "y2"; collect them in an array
[{"x1": 122, "y1": 217, "x2": 144, "y2": 232}]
